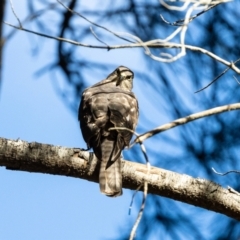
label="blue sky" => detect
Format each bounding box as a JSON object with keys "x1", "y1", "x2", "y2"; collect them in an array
[
  {"x1": 0, "y1": 2, "x2": 148, "y2": 239},
  {"x1": 2, "y1": 1, "x2": 239, "y2": 239}
]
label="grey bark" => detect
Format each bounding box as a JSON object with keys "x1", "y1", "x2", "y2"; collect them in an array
[{"x1": 1, "y1": 137, "x2": 240, "y2": 220}]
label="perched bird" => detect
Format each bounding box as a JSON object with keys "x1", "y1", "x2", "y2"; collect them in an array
[{"x1": 79, "y1": 66, "x2": 139, "y2": 197}]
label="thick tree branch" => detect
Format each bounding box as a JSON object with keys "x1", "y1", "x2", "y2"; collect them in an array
[{"x1": 1, "y1": 137, "x2": 240, "y2": 220}]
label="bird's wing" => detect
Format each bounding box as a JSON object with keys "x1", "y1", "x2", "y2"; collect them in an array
[
  {"x1": 108, "y1": 92, "x2": 139, "y2": 144},
  {"x1": 79, "y1": 87, "x2": 138, "y2": 161},
  {"x1": 79, "y1": 89, "x2": 109, "y2": 149}
]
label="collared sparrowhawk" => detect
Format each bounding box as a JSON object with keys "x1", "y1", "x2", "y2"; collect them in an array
[{"x1": 79, "y1": 66, "x2": 138, "y2": 197}]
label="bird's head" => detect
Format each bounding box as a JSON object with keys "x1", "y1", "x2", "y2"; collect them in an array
[{"x1": 115, "y1": 66, "x2": 134, "y2": 91}]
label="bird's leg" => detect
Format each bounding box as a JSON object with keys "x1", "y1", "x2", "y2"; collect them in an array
[
  {"x1": 77, "y1": 148, "x2": 90, "y2": 160},
  {"x1": 77, "y1": 149, "x2": 99, "y2": 175}
]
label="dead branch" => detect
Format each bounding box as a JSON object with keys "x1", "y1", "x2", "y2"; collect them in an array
[{"x1": 3, "y1": 21, "x2": 240, "y2": 74}]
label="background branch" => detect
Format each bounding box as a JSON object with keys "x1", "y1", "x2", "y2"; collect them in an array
[
  {"x1": 135, "y1": 103, "x2": 240, "y2": 143},
  {"x1": 3, "y1": 21, "x2": 240, "y2": 73}
]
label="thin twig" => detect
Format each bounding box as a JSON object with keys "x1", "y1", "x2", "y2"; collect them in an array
[
  {"x1": 129, "y1": 182, "x2": 147, "y2": 240},
  {"x1": 233, "y1": 75, "x2": 240, "y2": 85},
  {"x1": 90, "y1": 26, "x2": 109, "y2": 48},
  {"x1": 129, "y1": 143, "x2": 150, "y2": 240},
  {"x1": 195, "y1": 58, "x2": 240, "y2": 93},
  {"x1": 3, "y1": 21, "x2": 99, "y2": 47},
  {"x1": 160, "y1": 3, "x2": 220, "y2": 26},
  {"x1": 128, "y1": 185, "x2": 142, "y2": 215},
  {"x1": 9, "y1": 0, "x2": 22, "y2": 28},
  {"x1": 195, "y1": 68, "x2": 230, "y2": 93},
  {"x1": 5, "y1": 3, "x2": 59, "y2": 42},
  {"x1": 57, "y1": 0, "x2": 134, "y2": 44},
  {"x1": 108, "y1": 127, "x2": 139, "y2": 139},
  {"x1": 135, "y1": 103, "x2": 240, "y2": 143},
  {"x1": 212, "y1": 167, "x2": 240, "y2": 176}
]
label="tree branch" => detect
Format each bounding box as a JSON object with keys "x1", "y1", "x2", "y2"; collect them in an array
[
  {"x1": 135, "y1": 103, "x2": 240, "y2": 143},
  {"x1": 3, "y1": 21, "x2": 240, "y2": 74},
  {"x1": 1, "y1": 137, "x2": 240, "y2": 220}
]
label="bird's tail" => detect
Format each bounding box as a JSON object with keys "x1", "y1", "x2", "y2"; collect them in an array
[
  {"x1": 99, "y1": 138, "x2": 122, "y2": 197},
  {"x1": 99, "y1": 157, "x2": 122, "y2": 197}
]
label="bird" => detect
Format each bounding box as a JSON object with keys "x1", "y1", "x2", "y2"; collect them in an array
[{"x1": 78, "y1": 66, "x2": 139, "y2": 197}]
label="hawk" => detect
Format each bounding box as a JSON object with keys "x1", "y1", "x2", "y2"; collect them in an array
[{"x1": 79, "y1": 66, "x2": 139, "y2": 197}]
